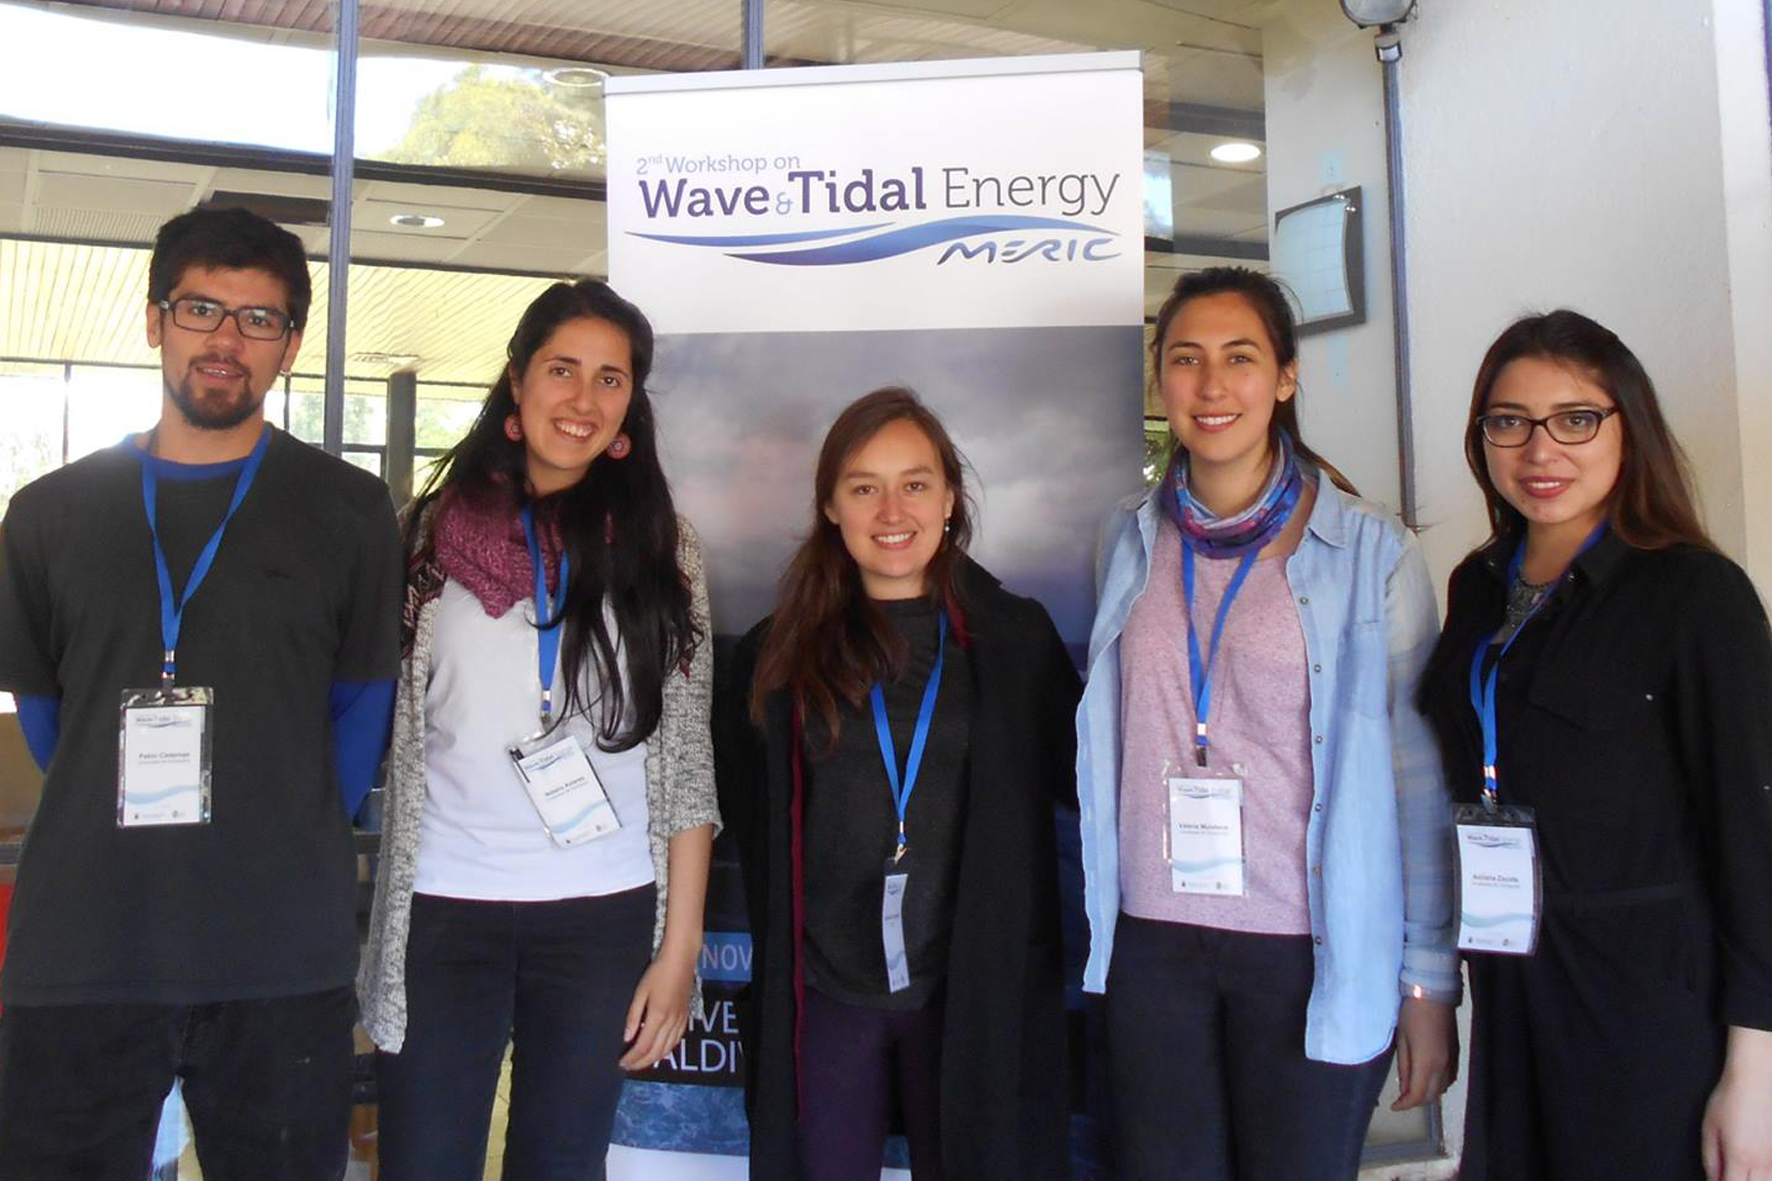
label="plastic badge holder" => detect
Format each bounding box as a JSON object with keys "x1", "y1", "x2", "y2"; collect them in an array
[{"x1": 117, "y1": 685, "x2": 214, "y2": 827}]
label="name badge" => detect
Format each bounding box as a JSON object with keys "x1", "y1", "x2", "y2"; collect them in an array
[
  {"x1": 1168, "y1": 776, "x2": 1245, "y2": 896},
  {"x1": 1453, "y1": 802, "x2": 1541, "y2": 955},
  {"x1": 507, "y1": 733, "x2": 620, "y2": 848},
  {"x1": 117, "y1": 686, "x2": 213, "y2": 827},
  {"x1": 881, "y1": 868, "x2": 911, "y2": 993}
]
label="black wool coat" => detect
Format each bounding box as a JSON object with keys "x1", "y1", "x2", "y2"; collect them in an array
[{"x1": 713, "y1": 557, "x2": 1082, "y2": 1181}]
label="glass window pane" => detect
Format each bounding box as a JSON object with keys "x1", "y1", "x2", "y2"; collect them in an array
[
  {"x1": 287, "y1": 379, "x2": 327, "y2": 445},
  {"x1": 345, "y1": 385, "x2": 389, "y2": 448},
  {"x1": 0, "y1": 1, "x2": 336, "y2": 155},
  {"x1": 416, "y1": 391, "x2": 483, "y2": 451},
  {"x1": 0, "y1": 362, "x2": 65, "y2": 517},
  {"x1": 355, "y1": 1, "x2": 742, "y2": 183},
  {"x1": 343, "y1": 450, "x2": 384, "y2": 477},
  {"x1": 65, "y1": 366, "x2": 160, "y2": 462}
]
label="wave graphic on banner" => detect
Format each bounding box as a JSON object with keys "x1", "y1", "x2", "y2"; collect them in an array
[{"x1": 629, "y1": 215, "x2": 1116, "y2": 266}]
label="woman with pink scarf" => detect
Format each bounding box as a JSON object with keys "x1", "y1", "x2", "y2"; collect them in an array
[{"x1": 357, "y1": 279, "x2": 719, "y2": 1181}]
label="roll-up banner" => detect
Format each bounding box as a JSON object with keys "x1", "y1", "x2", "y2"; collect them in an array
[{"x1": 603, "y1": 52, "x2": 1146, "y2": 1179}]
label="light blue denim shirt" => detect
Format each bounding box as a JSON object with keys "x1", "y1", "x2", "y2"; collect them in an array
[{"x1": 1077, "y1": 472, "x2": 1459, "y2": 1064}]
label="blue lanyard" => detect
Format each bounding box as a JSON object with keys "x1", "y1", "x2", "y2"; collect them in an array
[
  {"x1": 870, "y1": 611, "x2": 947, "y2": 862},
  {"x1": 521, "y1": 505, "x2": 571, "y2": 725},
  {"x1": 1181, "y1": 541, "x2": 1259, "y2": 768},
  {"x1": 1467, "y1": 526, "x2": 1606, "y2": 807},
  {"x1": 139, "y1": 427, "x2": 270, "y2": 687}
]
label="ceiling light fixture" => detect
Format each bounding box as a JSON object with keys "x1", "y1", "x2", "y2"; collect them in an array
[
  {"x1": 1339, "y1": 0, "x2": 1417, "y2": 26},
  {"x1": 389, "y1": 213, "x2": 445, "y2": 229},
  {"x1": 1210, "y1": 142, "x2": 1263, "y2": 164},
  {"x1": 544, "y1": 66, "x2": 611, "y2": 89},
  {"x1": 351, "y1": 351, "x2": 421, "y2": 367}
]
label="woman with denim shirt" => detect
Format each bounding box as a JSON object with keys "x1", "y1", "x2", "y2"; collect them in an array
[{"x1": 1077, "y1": 267, "x2": 1459, "y2": 1180}]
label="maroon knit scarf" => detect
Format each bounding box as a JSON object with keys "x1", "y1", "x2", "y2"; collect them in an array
[{"x1": 432, "y1": 486, "x2": 563, "y2": 620}]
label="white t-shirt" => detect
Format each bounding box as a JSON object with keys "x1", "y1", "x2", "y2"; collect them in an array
[{"x1": 413, "y1": 578, "x2": 655, "y2": 901}]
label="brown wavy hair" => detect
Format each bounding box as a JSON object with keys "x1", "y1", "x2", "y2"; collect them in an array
[
  {"x1": 1150, "y1": 266, "x2": 1357, "y2": 496},
  {"x1": 750, "y1": 387, "x2": 975, "y2": 740},
  {"x1": 1463, "y1": 310, "x2": 1714, "y2": 552}
]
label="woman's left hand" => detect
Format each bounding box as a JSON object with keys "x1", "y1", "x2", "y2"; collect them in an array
[
  {"x1": 1391, "y1": 996, "x2": 1458, "y2": 1110},
  {"x1": 618, "y1": 945, "x2": 697, "y2": 1072},
  {"x1": 1703, "y1": 1027, "x2": 1772, "y2": 1181}
]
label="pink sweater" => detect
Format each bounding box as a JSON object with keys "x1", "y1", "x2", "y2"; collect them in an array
[{"x1": 1118, "y1": 516, "x2": 1315, "y2": 934}]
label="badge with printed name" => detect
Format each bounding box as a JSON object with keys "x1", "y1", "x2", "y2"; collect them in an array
[
  {"x1": 506, "y1": 732, "x2": 621, "y2": 848},
  {"x1": 117, "y1": 686, "x2": 214, "y2": 827},
  {"x1": 881, "y1": 866, "x2": 911, "y2": 993},
  {"x1": 1453, "y1": 802, "x2": 1542, "y2": 956},
  {"x1": 1168, "y1": 776, "x2": 1246, "y2": 896}
]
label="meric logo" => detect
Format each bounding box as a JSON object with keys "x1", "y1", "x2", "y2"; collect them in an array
[{"x1": 628, "y1": 214, "x2": 1121, "y2": 268}]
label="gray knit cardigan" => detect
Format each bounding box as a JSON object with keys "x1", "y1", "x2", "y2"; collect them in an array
[{"x1": 357, "y1": 515, "x2": 721, "y2": 1052}]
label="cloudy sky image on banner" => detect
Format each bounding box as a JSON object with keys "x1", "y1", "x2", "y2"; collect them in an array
[{"x1": 649, "y1": 323, "x2": 1145, "y2": 645}]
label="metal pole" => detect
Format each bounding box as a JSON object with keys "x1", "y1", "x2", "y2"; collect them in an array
[
  {"x1": 1378, "y1": 29, "x2": 1417, "y2": 529},
  {"x1": 385, "y1": 369, "x2": 416, "y2": 506},
  {"x1": 323, "y1": 0, "x2": 360, "y2": 457},
  {"x1": 742, "y1": 0, "x2": 764, "y2": 69}
]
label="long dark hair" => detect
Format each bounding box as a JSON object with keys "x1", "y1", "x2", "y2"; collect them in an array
[
  {"x1": 410, "y1": 279, "x2": 699, "y2": 750},
  {"x1": 1149, "y1": 266, "x2": 1357, "y2": 495},
  {"x1": 750, "y1": 387, "x2": 975, "y2": 740},
  {"x1": 1464, "y1": 310, "x2": 1714, "y2": 552}
]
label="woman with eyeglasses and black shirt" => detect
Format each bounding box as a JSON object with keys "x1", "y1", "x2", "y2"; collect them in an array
[{"x1": 1418, "y1": 311, "x2": 1772, "y2": 1181}]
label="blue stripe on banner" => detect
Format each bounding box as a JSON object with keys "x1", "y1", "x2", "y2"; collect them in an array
[
  {"x1": 1170, "y1": 857, "x2": 1243, "y2": 873},
  {"x1": 629, "y1": 223, "x2": 891, "y2": 247},
  {"x1": 724, "y1": 215, "x2": 1116, "y2": 266}
]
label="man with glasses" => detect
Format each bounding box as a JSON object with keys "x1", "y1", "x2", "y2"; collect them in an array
[{"x1": 0, "y1": 207, "x2": 402, "y2": 1179}]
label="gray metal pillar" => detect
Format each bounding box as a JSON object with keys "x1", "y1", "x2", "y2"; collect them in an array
[
  {"x1": 323, "y1": 0, "x2": 361, "y2": 457},
  {"x1": 386, "y1": 370, "x2": 416, "y2": 505}
]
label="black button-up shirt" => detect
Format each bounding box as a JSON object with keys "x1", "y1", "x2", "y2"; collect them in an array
[{"x1": 1421, "y1": 530, "x2": 1772, "y2": 1030}]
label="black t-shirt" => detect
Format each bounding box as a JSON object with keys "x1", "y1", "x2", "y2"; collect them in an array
[
  {"x1": 802, "y1": 597, "x2": 970, "y2": 1010},
  {"x1": 0, "y1": 429, "x2": 403, "y2": 1005}
]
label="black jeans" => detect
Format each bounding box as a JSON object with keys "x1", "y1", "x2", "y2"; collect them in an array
[
  {"x1": 1104, "y1": 915, "x2": 1392, "y2": 1181},
  {"x1": 796, "y1": 986, "x2": 945, "y2": 1181},
  {"x1": 374, "y1": 886, "x2": 657, "y2": 1181},
  {"x1": 0, "y1": 986, "x2": 356, "y2": 1181}
]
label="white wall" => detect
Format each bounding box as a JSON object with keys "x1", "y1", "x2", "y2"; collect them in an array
[
  {"x1": 1263, "y1": 2, "x2": 1403, "y2": 514},
  {"x1": 1398, "y1": 0, "x2": 1754, "y2": 584},
  {"x1": 1714, "y1": 0, "x2": 1772, "y2": 591}
]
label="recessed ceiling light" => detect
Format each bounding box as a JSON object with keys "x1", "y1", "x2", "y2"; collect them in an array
[
  {"x1": 544, "y1": 66, "x2": 610, "y2": 88},
  {"x1": 1210, "y1": 142, "x2": 1263, "y2": 164},
  {"x1": 389, "y1": 213, "x2": 445, "y2": 228}
]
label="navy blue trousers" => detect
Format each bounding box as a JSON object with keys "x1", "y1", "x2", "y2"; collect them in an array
[
  {"x1": 1104, "y1": 915, "x2": 1392, "y2": 1181},
  {"x1": 374, "y1": 886, "x2": 656, "y2": 1181}
]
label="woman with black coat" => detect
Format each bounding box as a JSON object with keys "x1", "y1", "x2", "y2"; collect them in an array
[
  {"x1": 1418, "y1": 311, "x2": 1772, "y2": 1181},
  {"x1": 714, "y1": 386, "x2": 1081, "y2": 1181}
]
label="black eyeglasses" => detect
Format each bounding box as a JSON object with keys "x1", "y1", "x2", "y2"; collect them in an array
[
  {"x1": 157, "y1": 297, "x2": 294, "y2": 341},
  {"x1": 1476, "y1": 406, "x2": 1619, "y2": 448}
]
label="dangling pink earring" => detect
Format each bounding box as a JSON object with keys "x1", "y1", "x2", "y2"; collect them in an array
[
  {"x1": 606, "y1": 432, "x2": 631, "y2": 460},
  {"x1": 504, "y1": 414, "x2": 523, "y2": 442}
]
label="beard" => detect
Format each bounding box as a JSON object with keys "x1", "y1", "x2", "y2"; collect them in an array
[{"x1": 166, "y1": 368, "x2": 266, "y2": 431}]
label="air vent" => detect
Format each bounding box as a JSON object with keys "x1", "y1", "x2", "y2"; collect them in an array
[{"x1": 200, "y1": 191, "x2": 330, "y2": 227}]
